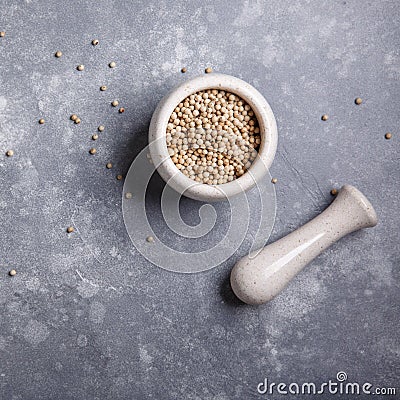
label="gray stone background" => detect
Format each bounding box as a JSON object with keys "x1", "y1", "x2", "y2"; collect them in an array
[{"x1": 0, "y1": 0, "x2": 399, "y2": 399}]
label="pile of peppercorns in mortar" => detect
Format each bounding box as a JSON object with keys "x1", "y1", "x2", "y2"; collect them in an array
[{"x1": 166, "y1": 89, "x2": 261, "y2": 185}]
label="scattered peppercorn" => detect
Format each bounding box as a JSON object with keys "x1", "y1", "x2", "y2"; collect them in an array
[
  {"x1": 181, "y1": 67, "x2": 187, "y2": 73},
  {"x1": 100, "y1": 85, "x2": 107, "y2": 91},
  {"x1": 77, "y1": 65, "x2": 84, "y2": 71},
  {"x1": 67, "y1": 226, "x2": 74, "y2": 233},
  {"x1": 70, "y1": 114, "x2": 78, "y2": 121},
  {"x1": 271, "y1": 178, "x2": 278, "y2": 184},
  {"x1": 92, "y1": 39, "x2": 99, "y2": 46},
  {"x1": 116, "y1": 174, "x2": 123, "y2": 180},
  {"x1": 89, "y1": 148, "x2": 97, "y2": 155},
  {"x1": 385, "y1": 132, "x2": 392, "y2": 140},
  {"x1": 118, "y1": 107, "x2": 125, "y2": 113},
  {"x1": 355, "y1": 97, "x2": 362, "y2": 105},
  {"x1": 205, "y1": 67, "x2": 212, "y2": 74},
  {"x1": 146, "y1": 236, "x2": 154, "y2": 243},
  {"x1": 125, "y1": 192, "x2": 132, "y2": 199},
  {"x1": 39, "y1": 118, "x2": 45, "y2": 124},
  {"x1": 55, "y1": 51, "x2": 62, "y2": 58},
  {"x1": 6, "y1": 150, "x2": 14, "y2": 157},
  {"x1": 106, "y1": 163, "x2": 112, "y2": 169},
  {"x1": 0, "y1": 31, "x2": 5, "y2": 37},
  {"x1": 74, "y1": 118, "x2": 81, "y2": 124},
  {"x1": 330, "y1": 188, "x2": 338, "y2": 196},
  {"x1": 98, "y1": 125, "x2": 105, "y2": 132},
  {"x1": 321, "y1": 114, "x2": 329, "y2": 121},
  {"x1": 111, "y1": 100, "x2": 119, "y2": 107},
  {"x1": 9, "y1": 269, "x2": 16, "y2": 276},
  {"x1": 92, "y1": 134, "x2": 98, "y2": 140},
  {"x1": 109, "y1": 61, "x2": 116, "y2": 68}
]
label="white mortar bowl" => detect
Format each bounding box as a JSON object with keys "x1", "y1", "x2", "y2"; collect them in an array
[{"x1": 148, "y1": 73, "x2": 278, "y2": 202}]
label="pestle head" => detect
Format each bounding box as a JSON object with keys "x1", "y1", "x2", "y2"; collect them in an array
[{"x1": 230, "y1": 256, "x2": 280, "y2": 305}]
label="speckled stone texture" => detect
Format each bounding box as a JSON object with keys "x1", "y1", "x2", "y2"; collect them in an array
[{"x1": 0, "y1": 1, "x2": 398, "y2": 399}]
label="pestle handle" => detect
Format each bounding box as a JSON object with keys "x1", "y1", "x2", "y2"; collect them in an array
[{"x1": 230, "y1": 185, "x2": 378, "y2": 305}]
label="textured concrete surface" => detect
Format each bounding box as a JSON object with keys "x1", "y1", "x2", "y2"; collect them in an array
[{"x1": 0, "y1": 1, "x2": 399, "y2": 399}]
